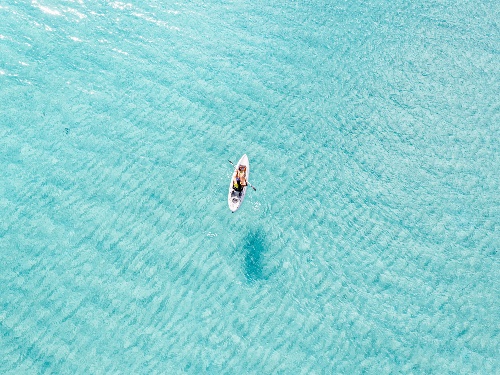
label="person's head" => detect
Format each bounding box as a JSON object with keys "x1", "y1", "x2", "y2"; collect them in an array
[{"x1": 239, "y1": 165, "x2": 245, "y2": 171}]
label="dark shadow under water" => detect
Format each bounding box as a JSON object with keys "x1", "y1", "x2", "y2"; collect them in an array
[{"x1": 242, "y1": 229, "x2": 268, "y2": 283}]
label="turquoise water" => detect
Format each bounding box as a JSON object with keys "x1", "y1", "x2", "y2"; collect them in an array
[{"x1": 1, "y1": 0, "x2": 498, "y2": 373}]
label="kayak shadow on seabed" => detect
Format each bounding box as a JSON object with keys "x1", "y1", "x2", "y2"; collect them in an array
[{"x1": 242, "y1": 229, "x2": 269, "y2": 283}]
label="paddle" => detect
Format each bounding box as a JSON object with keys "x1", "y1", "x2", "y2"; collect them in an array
[{"x1": 228, "y1": 160, "x2": 257, "y2": 191}]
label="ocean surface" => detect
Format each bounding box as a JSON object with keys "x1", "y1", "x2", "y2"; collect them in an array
[{"x1": 1, "y1": 0, "x2": 498, "y2": 373}]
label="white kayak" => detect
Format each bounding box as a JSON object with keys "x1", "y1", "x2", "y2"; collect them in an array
[{"x1": 228, "y1": 154, "x2": 250, "y2": 212}]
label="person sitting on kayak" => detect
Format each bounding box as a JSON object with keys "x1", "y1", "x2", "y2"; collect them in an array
[{"x1": 233, "y1": 165, "x2": 247, "y2": 191}]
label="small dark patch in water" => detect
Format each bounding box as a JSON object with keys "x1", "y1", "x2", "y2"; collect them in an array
[
  {"x1": 64, "y1": 127, "x2": 70, "y2": 134},
  {"x1": 243, "y1": 229, "x2": 267, "y2": 282}
]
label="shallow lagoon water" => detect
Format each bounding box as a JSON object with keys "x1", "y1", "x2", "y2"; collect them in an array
[{"x1": 0, "y1": 0, "x2": 498, "y2": 373}]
